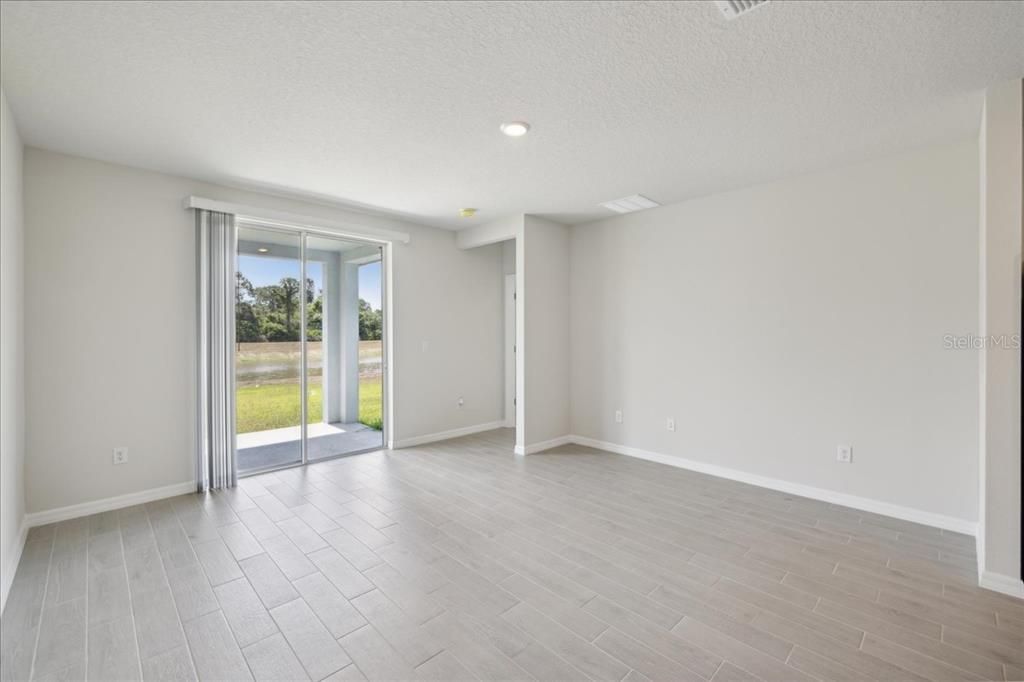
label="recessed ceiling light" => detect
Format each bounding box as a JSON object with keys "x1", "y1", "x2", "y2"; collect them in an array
[
  {"x1": 459, "y1": 208, "x2": 478, "y2": 218},
  {"x1": 500, "y1": 121, "x2": 530, "y2": 137},
  {"x1": 257, "y1": 247, "x2": 269, "y2": 253},
  {"x1": 599, "y1": 194, "x2": 661, "y2": 214}
]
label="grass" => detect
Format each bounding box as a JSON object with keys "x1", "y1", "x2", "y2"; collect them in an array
[
  {"x1": 236, "y1": 378, "x2": 382, "y2": 433},
  {"x1": 358, "y1": 380, "x2": 382, "y2": 431}
]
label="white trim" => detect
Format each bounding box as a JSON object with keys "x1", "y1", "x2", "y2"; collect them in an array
[
  {"x1": 392, "y1": 421, "x2": 507, "y2": 449},
  {"x1": 1, "y1": 519, "x2": 28, "y2": 615},
  {"x1": 185, "y1": 196, "x2": 411, "y2": 244},
  {"x1": 24, "y1": 482, "x2": 196, "y2": 528},
  {"x1": 382, "y1": 242, "x2": 396, "y2": 451},
  {"x1": 569, "y1": 435, "x2": 978, "y2": 536},
  {"x1": 979, "y1": 571, "x2": 1024, "y2": 598},
  {"x1": 515, "y1": 435, "x2": 574, "y2": 456},
  {"x1": 976, "y1": 533, "x2": 985, "y2": 582}
]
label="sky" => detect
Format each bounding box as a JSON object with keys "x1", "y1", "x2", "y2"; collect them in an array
[{"x1": 239, "y1": 256, "x2": 382, "y2": 310}]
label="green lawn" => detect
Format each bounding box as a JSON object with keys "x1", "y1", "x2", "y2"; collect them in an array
[
  {"x1": 358, "y1": 380, "x2": 382, "y2": 431},
  {"x1": 237, "y1": 379, "x2": 382, "y2": 433}
]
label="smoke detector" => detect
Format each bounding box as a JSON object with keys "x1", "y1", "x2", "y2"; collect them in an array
[
  {"x1": 714, "y1": 0, "x2": 769, "y2": 20},
  {"x1": 599, "y1": 194, "x2": 661, "y2": 214}
]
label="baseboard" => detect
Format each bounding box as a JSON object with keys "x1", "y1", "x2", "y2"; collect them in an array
[
  {"x1": 0, "y1": 518, "x2": 29, "y2": 616},
  {"x1": 393, "y1": 421, "x2": 507, "y2": 449},
  {"x1": 515, "y1": 435, "x2": 574, "y2": 456},
  {"x1": 979, "y1": 571, "x2": 1024, "y2": 598},
  {"x1": 24, "y1": 481, "x2": 196, "y2": 528},
  {"x1": 569, "y1": 435, "x2": 977, "y2": 536}
]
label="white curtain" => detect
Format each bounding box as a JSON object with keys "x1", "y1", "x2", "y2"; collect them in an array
[{"x1": 196, "y1": 209, "x2": 237, "y2": 491}]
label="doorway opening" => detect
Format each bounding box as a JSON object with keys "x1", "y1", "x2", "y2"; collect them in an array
[{"x1": 233, "y1": 223, "x2": 387, "y2": 475}]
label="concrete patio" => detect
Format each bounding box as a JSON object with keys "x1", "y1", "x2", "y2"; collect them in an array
[{"x1": 237, "y1": 421, "x2": 382, "y2": 472}]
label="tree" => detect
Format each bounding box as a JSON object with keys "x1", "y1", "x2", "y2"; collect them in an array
[
  {"x1": 359, "y1": 298, "x2": 382, "y2": 341},
  {"x1": 235, "y1": 273, "x2": 263, "y2": 343},
  {"x1": 236, "y1": 271, "x2": 329, "y2": 343},
  {"x1": 307, "y1": 295, "x2": 322, "y2": 341},
  {"x1": 278, "y1": 277, "x2": 301, "y2": 334},
  {"x1": 235, "y1": 303, "x2": 262, "y2": 342},
  {"x1": 261, "y1": 320, "x2": 291, "y2": 342},
  {"x1": 236, "y1": 272, "x2": 255, "y2": 303}
]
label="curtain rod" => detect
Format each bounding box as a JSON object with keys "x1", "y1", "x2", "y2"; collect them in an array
[{"x1": 184, "y1": 196, "x2": 412, "y2": 244}]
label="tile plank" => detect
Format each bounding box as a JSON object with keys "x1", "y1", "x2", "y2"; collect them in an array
[
  {"x1": 292, "y1": 572, "x2": 367, "y2": 639},
  {"x1": 183, "y1": 610, "x2": 253, "y2": 681},
  {"x1": 213, "y1": 577, "x2": 278, "y2": 648},
  {"x1": 239, "y1": 553, "x2": 299, "y2": 609},
  {"x1": 270, "y1": 598, "x2": 351, "y2": 680},
  {"x1": 1, "y1": 429, "x2": 1006, "y2": 682},
  {"x1": 87, "y1": 616, "x2": 141, "y2": 681},
  {"x1": 242, "y1": 632, "x2": 311, "y2": 682}
]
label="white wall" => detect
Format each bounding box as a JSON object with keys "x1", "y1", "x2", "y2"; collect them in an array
[
  {"x1": 23, "y1": 148, "x2": 505, "y2": 514},
  {"x1": 389, "y1": 217, "x2": 505, "y2": 442},
  {"x1": 502, "y1": 239, "x2": 515, "y2": 276},
  {"x1": 456, "y1": 215, "x2": 520, "y2": 250},
  {"x1": 1, "y1": 88, "x2": 27, "y2": 611},
  {"x1": 570, "y1": 140, "x2": 980, "y2": 525},
  {"x1": 978, "y1": 79, "x2": 1022, "y2": 587},
  {"x1": 518, "y1": 215, "x2": 571, "y2": 450}
]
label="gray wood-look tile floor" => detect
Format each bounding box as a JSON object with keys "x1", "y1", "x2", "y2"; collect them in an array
[{"x1": 2, "y1": 428, "x2": 1022, "y2": 681}]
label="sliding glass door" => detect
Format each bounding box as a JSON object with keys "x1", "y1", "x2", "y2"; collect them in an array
[
  {"x1": 235, "y1": 226, "x2": 304, "y2": 473},
  {"x1": 234, "y1": 226, "x2": 385, "y2": 475}
]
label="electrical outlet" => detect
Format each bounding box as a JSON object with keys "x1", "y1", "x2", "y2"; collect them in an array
[
  {"x1": 666, "y1": 417, "x2": 676, "y2": 432},
  {"x1": 614, "y1": 410, "x2": 623, "y2": 423},
  {"x1": 113, "y1": 447, "x2": 129, "y2": 465},
  {"x1": 837, "y1": 445, "x2": 853, "y2": 463},
  {"x1": 457, "y1": 396, "x2": 464, "y2": 408}
]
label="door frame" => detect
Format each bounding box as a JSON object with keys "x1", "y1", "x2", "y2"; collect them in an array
[{"x1": 234, "y1": 218, "x2": 395, "y2": 476}]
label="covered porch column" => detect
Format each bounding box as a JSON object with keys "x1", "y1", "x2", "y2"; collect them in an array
[
  {"x1": 322, "y1": 245, "x2": 379, "y2": 426},
  {"x1": 321, "y1": 252, "x2": 357, "y2": 424}
]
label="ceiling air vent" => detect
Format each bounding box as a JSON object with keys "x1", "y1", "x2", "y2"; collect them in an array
[
  {"x1": 714, "y1": 0, "x2": 769, "y2": 20},
  {"x1": 599, "y1": 194, "x2": 661, "y2": 214}
]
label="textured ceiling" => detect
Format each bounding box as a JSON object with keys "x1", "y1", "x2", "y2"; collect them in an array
[{"x1": 2, "y1": 1, "x2": 1022, "y2": 229}]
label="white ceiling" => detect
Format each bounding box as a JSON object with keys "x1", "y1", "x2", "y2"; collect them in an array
[{"x1": 2, "y1": 1, "x2": 1021, "y2": 230}]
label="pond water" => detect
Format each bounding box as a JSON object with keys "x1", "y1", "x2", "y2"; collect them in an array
[{"x1": 236, "y1": 341, "x2": 381, "y2": 386}]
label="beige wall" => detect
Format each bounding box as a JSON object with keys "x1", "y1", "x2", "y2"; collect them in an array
[
  {"x1": 570, "y1": 140, "x2": 980, "y2": 525},
  {"x1": 978, "y1": 79, "x2": 1023, "y2": 584},
  {"x1": 23, "y1": 148, "x2": 505, "y2": 513},
  {"x1": 1, "y1": 89, "x2": 26, "y2": 610}
]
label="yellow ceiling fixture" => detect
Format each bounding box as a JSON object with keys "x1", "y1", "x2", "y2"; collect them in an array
[{"x1": 459, "y1": 208, "x2": 478, "y2": 218}]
